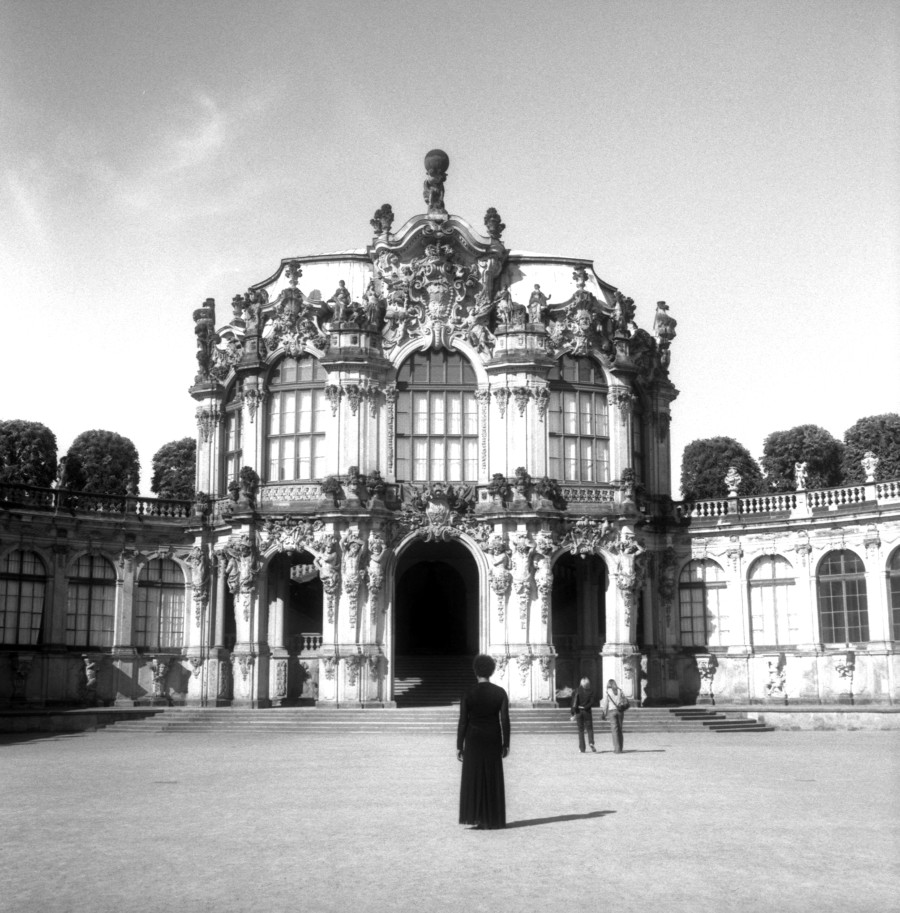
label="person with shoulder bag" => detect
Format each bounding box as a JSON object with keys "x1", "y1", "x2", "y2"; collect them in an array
[{"x1": 599, "y1": 678, "x2": 630, "y2": 753}]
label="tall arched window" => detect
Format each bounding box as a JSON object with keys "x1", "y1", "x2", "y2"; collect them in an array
[
  {"x1": 223, "y1": 382, "x2": 242, "y2": 492},
  {"x1": 135, "y1": 558, "x2": 185, "y2": 651},
  {"x1": 817, "y1": 550, "x2": 869, "y2": 643},
  {"x1": 267, "y1": 356, "x2": 327, "y2": 481},
  {"x1": 678, "y1": 559, "x2": 726, "y2": 647},
  {"x1": 889, "y1": 549, "x2": 900, "y2": 641},
  {"x1": 548, "y1": 356, "x2": 609, "y2": 482},
  {"x1": 395, "y1": 350, "x2": 478, "y2": 483},
  {"x1": 0, "y1": 550, "x2": 46, "y2": 646},
  {"x1": 66, "y1": 555, "x2": 116, "y2": 648},
  {"x1": 748, "y1": 555, "x2": 796, "y2": 646}
]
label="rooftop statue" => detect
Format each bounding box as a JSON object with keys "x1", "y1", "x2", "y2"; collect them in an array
[{"x1": 423, "y1": 149, "x2": 450, "y2": 219}]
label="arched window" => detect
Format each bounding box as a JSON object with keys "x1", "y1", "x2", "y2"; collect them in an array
[
  {"x1": 395, "y1": 350, "x2": 478, "y2": 483},
  {"x1": 548, "y1": 356, "x2": 609, "y2": 483},
  {"x1": 223, "y1": 382, "x2": 242, "y2": 492},
  {"x1": 135, "y1": 558, "x2": 185, "y2": 651},
  {"x1": 889, "y1": 550, "x2": 900, "y2": 641},
  {"x1": 66, "y1": 555, "x2": 116, "y2": 648},
  {"x1": 817, "y1": 550, "x2": 869, "y2": 643},
  {"x1": 748, "y1": 555, "x2": 796, "y2": 646},
  {"x1": 0, "y1": 550, "x2": 46, "y2": 646},
  {"x1": 678, "y1": 559, "x2": 726, "y2": 647},
  {"x1": 267, "y1": 356, "x2": 327, "y2": 481}
]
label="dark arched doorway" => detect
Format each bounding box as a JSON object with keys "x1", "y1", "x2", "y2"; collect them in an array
[
  {"x1": 551, "y1": 552, "x2": 607, "y2": 695},
  {"x1": 268, "y1": 551, "x2": 323, "y2": 703},
  {"x1": 393, "y1": 539, "x2": 479, "y2": 704}
]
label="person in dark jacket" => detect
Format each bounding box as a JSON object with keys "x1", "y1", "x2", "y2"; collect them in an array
[
  {"x1": 457, "y1": 654, "x2": 510, "y2": 829},
  {"x1": 570, "y1": 676, "x2": 596, "y2": 753}
]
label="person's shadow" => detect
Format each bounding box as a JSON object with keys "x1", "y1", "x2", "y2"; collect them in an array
[{"x1": 505, "y1": 810, "x2": 615, "y2": 829}]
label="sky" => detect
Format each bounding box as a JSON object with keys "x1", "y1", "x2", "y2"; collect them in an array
[{"x1": 1, "y1": 0, "x2": 898, "y2": 498}]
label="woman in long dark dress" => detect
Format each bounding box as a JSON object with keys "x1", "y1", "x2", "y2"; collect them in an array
[{"x1": 457, "y1": 654, "x2": 510, "y2": 830}]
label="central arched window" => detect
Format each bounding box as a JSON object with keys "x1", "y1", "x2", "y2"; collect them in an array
[
  {"x1": 548, "y1": 356, "x2": 609, "y2": 482},
  {"x1": 267, "y1": 356, "x2": 327, "y2": 482},
  {"x1": 135, "y1": 558, "x2": 185, "y2": 651},
  {"x1": 0, "y1": 550, "x2": 46, "y2": 646},
  {"x1": 748, "y1": 555, "x2": 796, "y2": 646},
  {"x1": 395, "y1": 350, "x2": 478, "y2": 483},
  {"x1": 678, "y1": 559, "x2": 726, "y2": 647},
  {"x1": 817, "y1": 550, "x2": 869, "y2": 643},
  {"x1": 66, "y1": 554, "x2": 116, "y2": 648}
]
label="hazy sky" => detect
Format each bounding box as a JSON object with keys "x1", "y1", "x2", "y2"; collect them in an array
[{"x1": 2, "y1": 0, "x2": 898, "y2": 497}]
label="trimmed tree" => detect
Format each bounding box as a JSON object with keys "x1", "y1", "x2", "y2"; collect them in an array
[
  {"x1": 841, "y1": 413, "x2": 900, "y2": 483},
  {"x1": 0, "y1": 419, "x2": 58, "y2": 488},
  {"x1": 680, "y1": 437, "x2": 763, "y2": 500},
  {"x1": 65, "y1": 430, "x2": 141, "y2": 497},
  {"x1": 150, "y1": 438, "x2": 197, "y2": 500},
  {"x1": 760, "y1": 424, "x2": 844, "y2": 492}
]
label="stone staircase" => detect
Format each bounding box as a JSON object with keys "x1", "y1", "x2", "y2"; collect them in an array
[
  {"x1": 392, "y1": 654, "x2": 474, "y2": 706},
  {"x1": 103, "y1": 705, "x2": 772, "y2": 735}
]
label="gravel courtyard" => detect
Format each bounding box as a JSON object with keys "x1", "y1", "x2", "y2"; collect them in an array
[{"x1": 2, "y1": 727, "x2": 898, "y2": 913}]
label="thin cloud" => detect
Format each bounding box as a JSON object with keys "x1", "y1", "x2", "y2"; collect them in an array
[{"x1": 4, "y1": 169, "x2": 51, "y2": 250}]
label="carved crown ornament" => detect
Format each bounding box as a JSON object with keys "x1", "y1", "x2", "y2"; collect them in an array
[{"x1": 190, "y1": 150, "x2": 675, "y2": 388}]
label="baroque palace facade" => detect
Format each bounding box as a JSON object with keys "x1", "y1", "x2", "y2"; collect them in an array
[{"x1": 2, "y1": 151, "x2": 899, "y2": 709}]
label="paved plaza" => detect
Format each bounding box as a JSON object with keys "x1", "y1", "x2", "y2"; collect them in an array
[{"x1": 2, "y1": 726, "x2": 898, "y2": 913}]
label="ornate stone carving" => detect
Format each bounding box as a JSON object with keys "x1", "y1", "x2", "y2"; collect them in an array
[
  {"x1": 657, "y1": 546, "x2": 677, "y2": 629},
  {"x1": 312, "y1": 535, "x2": 341, "y2": 624},
  {"x1": 726, "y1": 536, "x2": 743, "y2": 572},
  {"x1": 235, "y1": 654, "x2": 254, "y2": 683},
  {"x1": 516, "y1": 653, "x2": 533, "y2": 684},
  {"x1": 384, "y1": 383, "x2": 398, "y2": 473},
  {"x1": 487, "y1": 473, "x2": 512, "y2": 506},
  {"x1": 794, "y1": 461, "x2": 808, "y2": 491},
  {"x1": 185, "y1": 545, "x2": 209, "y2": 626},
  {"x1": 864, "y1": 525, "x2": 881, "y2": 559},
  {"x1": 243, "y1": 381, "x2": 265, "y2": 424},
  {"x1": 614, "y1": 531, "x2": 648, "y2": 627},
  {"x1": 696, "y1": 654, "x2": 718, "y2": 704},
  {"x1": 492, "y1": 654, "x2": 510, "y2": 678},
  {"x1": 393, "y1": 483, "x2": 480, "y2": 544},
  {"x1": 494, "y1": 387, "x2": 511, "y2": 419},
  {"x1": 187, "y1": 655, "x2": 203, "y2": 678},
  {"x1": 423, "y1": 149, "x2": 449, "y2": 218},
  {"x1": 765, "y1": 654, "x2": 787, "y2": 703},
  {"x1": 222, "y1": 534, "x2": 259, "y2": 623},
  {"x1": 322, "y1": 655, "x2": 338, "y2": 681},
  {"x1": 274, "y1": 660, "x2": 288, "y2": 698},
  {"x1": 475, "y1": 388, "x2": 491, "y2": 473},
  {"x1": 324, "y1": 384, "x2": 343, "y2": 416},
  {"x1": 484, "y1": 535, "x2": 511, "y2": 619},
  {"x1": 724, "y1": 466, "x2": 742, "y2": 497},
  {"x1": 192, "y1": 298, "x2": 219, "y2": 382},
  {"x1": 539, "y1": 655, "x2": 554, "y2": 681},
  {"x1": 82, "y1": 655, "x2": 99, "y2": 704},
  {"x1": 534, "y1": 385, "x2": 550, "y2": 422},
  {"x1": 195, "y1": 406, "x2": 220, "y2": 443},
  {"x1": 346, "y1": 653, "x2": 363, "y2": 687},
  {"x1": 341, "y1": 529, "x2": 366, "y2": 626},
  {"x1": 534, "y1": 531, "x2": 555, "y2": 624},
  {"x1": 861, "y1": 451, "x2": 879, "y2": 483},
  {"x1": 510, "y1": 386, "x2": 532, "y2": 416},
  {"x1": 510, "y1": 533, "x2": 534, "y2": 629},
  {"x1": 561, "y1": 516, "x2": 617, "y2": 559},
  {"x1": 483, "y1": 207, "x2": 505, "y2": 241},
  {"x1": 370, "y1": 203, "x2": 395, "y2": 236},
  {"x1": 652, "y1": 301, "x2": 677, "y2": 368},
  {"x1": 367, "y1": 533, "x2": 389, "y2": 621},
  {"x1": 344, "y1": 384, "x2": 363, "y2": 416},
  {"x1": 608, "y1": 387, "x2": 635, "y2": 420}
]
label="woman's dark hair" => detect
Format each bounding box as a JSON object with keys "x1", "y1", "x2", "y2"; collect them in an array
[
  {"x1": 473, "y1": 654, "x2": 496, "y2": 678},
  {"x1": 607, "y1": 679, "x2": 617, "y2": 689}
]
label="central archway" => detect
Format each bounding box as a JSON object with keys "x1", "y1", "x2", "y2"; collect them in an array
[{"x1": 392, "y1": 539, "x2": 479, "y2": 704}]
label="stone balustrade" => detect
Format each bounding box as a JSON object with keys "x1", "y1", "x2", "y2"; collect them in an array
[
  {"x1": 676, "y1": 478, "x2": 900, "y2": 522},
  {"x1": 0, "y1": 482, "x2": 192, "y2": 519}
]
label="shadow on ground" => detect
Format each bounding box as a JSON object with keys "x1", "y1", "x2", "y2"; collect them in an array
[{"x1": 505, "y1": 810, "x2": 616, "y2": 829}]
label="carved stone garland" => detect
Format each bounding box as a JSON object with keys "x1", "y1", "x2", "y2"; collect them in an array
[
  {"x1": 385, "y1": 384, "x2": 398, "y2": 475},
  {"x1": 196, "y1": 406, "x2": 221, "y2": 443},
  {"x1": 475, "y1": 388, "x2": 491, "y2": 474},
  {"x1": 510, "y1": 533, "x2": 534, "y2": 630},
  {"x1": 484, "y1": 535, "x2": 512, "y2": 622},
  {"x1": 494, "y1": 387, "x2": 511, "y2": 419}
]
